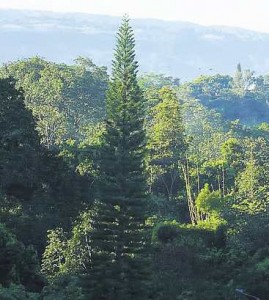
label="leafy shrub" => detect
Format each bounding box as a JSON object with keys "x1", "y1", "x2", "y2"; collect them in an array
[
  {"x1": 41, "y1": 275, "x2": 83, "y2": 300},
  {"x1": 196, "y1": 183, "x2": 224, "y2": 214},
  {"x1": 0, "y1": 223, "x2": 44, "y2": 292},
  {"x1": 157, "y1": 223, "x2": 179, "y2": 243},
  {"x1": 0, "y1": 284, "x2": 39, "y2": 300},
  {"x1": 153, "y1": 220, "x2": 225, "y2": 249}
]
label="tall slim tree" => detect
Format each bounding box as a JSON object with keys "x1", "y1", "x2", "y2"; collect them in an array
[
  {"x1": 147, "y1": 86, "x2": 187, "y2": 200},
  {"x1": 85, "y1": 16, "x2": 150, "y2": 300}
]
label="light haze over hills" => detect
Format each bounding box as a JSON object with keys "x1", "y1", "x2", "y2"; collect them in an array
[{"x1": 1, "y1": 9, "x2": 269, "y2": 80}]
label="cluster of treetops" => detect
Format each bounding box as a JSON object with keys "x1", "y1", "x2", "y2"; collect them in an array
[{"x1": 0, "y1": 18, "x2": 269, "y2": 299}]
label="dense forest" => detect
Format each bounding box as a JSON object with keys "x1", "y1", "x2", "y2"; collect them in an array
[{"x1": 0, "y1": 17, "x2": 269, "y2": 299}]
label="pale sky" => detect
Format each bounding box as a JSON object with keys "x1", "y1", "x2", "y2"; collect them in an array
[{"x1": 0, "y1": 0, "x2": 269, "y2": 33}]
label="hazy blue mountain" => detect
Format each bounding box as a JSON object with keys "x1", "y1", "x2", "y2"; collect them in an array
[{"x1": 1, "y1": 9, "x2": 269, "y2": 80}]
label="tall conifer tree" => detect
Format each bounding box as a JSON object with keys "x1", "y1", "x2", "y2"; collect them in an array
[{"x1": 86, "y1": 16, "x2": 150, "y2": 300}]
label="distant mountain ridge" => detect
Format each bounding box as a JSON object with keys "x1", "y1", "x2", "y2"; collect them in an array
[{"x1": 1, "y1": 9, "x2": 269, "y2": 80}]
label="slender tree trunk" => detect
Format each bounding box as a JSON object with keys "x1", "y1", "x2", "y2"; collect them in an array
[
  {"x1": 222, "y1": 164, "x2": 225, "y2": 196},
  {"x1": 196, "y1": 163, "x2": 200, "y2": 192},
  {"x1": 182, "y1": 156, "x2": 199, "y2": 224}
]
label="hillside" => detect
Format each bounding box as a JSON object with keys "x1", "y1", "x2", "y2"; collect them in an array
[{"x1": 1, "y1": 9, "x2": 269, "y2": 79}]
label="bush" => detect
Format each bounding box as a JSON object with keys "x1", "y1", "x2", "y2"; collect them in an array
[
  {"x1": 153, "y1": 220, "x2": 226, "y2": 249},
  {"x1": 157, "y1": 223, "x2": 179, "y2": 243},
  {"x1": 0, "y1": 223, "x2": 44, "y2": 291},
  {"x1": 41, "y1": 275, "x2": 83, "y2": 300},
  {"x1": 0, "y1": 284, "x2": 39, "y2": 300}
]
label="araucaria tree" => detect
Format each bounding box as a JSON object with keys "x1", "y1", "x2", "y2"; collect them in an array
[{"x1": 86, "y1": 17, "x2": 150, "y2": 300}]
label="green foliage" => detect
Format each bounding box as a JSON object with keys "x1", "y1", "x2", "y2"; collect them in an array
[
  {"x1": 63, "y1": 210, "x2": 93, "y2": 274},
  {"x1": 233, "y1": 137, "x2": 269, "y2": 214},
  {"x1": 0, "y1": 71, "x2": 92, "y2": 268},
  {"x1": 221, "y1": 137, "x2": 244, "y2": 177},
  {"x1": 2, "y1": 18, "x2": 269, "y2": 300},
  {"x1": 41, "y1": 228, "x2": 68, "y2": 281},
  {"x1": 41, "y1": 275, "x2": 83, "y2": 300},
  {"x1": 232, "y1": 63, "x2": 255, "y2": 96},
  {"x1": 196, "y1": 183, "x2": 223, "y2": 214},
  {"x1": 138, "y1": 73, "x2": 179, "y2": 90},
  {"x1": 0, "y1": 223, "x2": 44, "y2": 292},
  {"x1": 153, "y1": 221, "x2": 180, "y2": 244},
  {"x1": 153, "y1": 221, "x2": 224, "y2": 249},
  {"x1": 0, "y1": 77, "x2": 39, "y2": 146},
  {"x1": 82, "y1": 17, "x2": 151, "y2": 299},
  {"x1": 42, "y1": 210, "x2": 93, "y2": 281},
  {"x1": 0, "y1": 284, "x2": 39, "y2": 300},
  {"x1": 75, "y1": 122, "x2": 105, "y2": 176},
  {"x1": 233, "y1": 247, "x2": 269, "y2": 298},
  {"x1": 0, "y1": 76, "x2": 39, "y2": 209},
  {"x1": 146, "y1": 194, "x2": 187, "y2": 223},
  {"x1": 182, "y1": 99, "x2": 227, "y2": 166},
  {"x1": 181, "y1": 74, "x2": 232, "y2": 104},
  {"x1": 147, "y1": 86, "x2": 186, "y2": 199},
  {"x1": 152, "y1": 220, "x2": 229, "y2": 299},
  {"x1": 178, "y1": 66, "x2": 269, "y2": 125},
  {"x1": 0, "y1": 56, "x2": 108, "y2": 147},
  {"x1": 228, "y1": 212, "x2": 269, "y2": 252}
]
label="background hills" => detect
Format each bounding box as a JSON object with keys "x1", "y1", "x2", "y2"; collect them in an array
[{"x1": 1, "y1": 9, "x2": 269, "y2": 80}]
